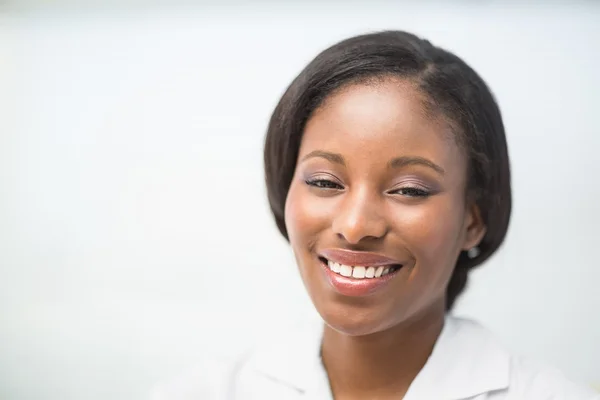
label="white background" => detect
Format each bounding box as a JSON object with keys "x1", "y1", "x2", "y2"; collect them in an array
[{"x1": 1, "y1": 2, "x2": 599, "y2": 399}]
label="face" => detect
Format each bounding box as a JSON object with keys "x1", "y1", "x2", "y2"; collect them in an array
[{"x1": 284, "y1": 79, "x2": 485, "y2": 336}]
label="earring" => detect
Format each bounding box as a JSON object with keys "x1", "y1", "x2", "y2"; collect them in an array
[{"x1": 467, "y1": 247, "x2": 480, "y2": 259}]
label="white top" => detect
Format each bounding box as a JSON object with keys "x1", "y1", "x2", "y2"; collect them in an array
[{"x1": 151, "y1": 316, "x2": 598, "y2": 399}]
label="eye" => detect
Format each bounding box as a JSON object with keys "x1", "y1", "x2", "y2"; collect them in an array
[
  {"x1": 305, "y1": 178, "x2": 344, "y2": 190},
  {"x1": 389, "y1": 186, "x2": 431, "y2": 198}
]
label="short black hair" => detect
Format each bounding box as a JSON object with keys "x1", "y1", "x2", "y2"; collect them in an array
[{"x1": 264, "y1": 30, "x2": 512, "y2": 310}]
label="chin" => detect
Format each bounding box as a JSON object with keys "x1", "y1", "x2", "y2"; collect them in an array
[
  {"x1": 313, "y1": 292, "x2": 445, "y2": 338},
  {"x1": 316, "y1": 302, "x2": 402, "y2": 337}
]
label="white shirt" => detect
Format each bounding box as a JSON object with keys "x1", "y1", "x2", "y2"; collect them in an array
[{"x1": 151, "y1": 316, "x2": 598, "y2": 399}]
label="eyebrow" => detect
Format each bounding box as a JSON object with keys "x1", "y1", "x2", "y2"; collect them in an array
[
  {"x1": 388, "y1": 156, "x2": 445, "y2": 175},
  {"x1": 300, "y1": 150, "x2": 346, "y2": 166}
]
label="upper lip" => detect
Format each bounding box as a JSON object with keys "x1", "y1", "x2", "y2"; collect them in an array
[{"x1": 319, "y1": 248, "x2": 402, "y2": 267}]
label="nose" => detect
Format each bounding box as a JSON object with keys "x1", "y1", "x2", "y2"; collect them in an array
[{"x1": 332, "y1": 188, "x2": 388, "y2": 244}]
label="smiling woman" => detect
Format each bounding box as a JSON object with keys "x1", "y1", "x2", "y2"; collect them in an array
[
  {"x1": 284, "y1": 78, "x2": 482, "y2": 340},
  {"x1": 152, "y1": 31, "x2": 599, "y2": 399}
]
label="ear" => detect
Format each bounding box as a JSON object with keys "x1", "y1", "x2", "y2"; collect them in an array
[{"x1": 462, "y1": 202, "x2": 486, "y2": 251}]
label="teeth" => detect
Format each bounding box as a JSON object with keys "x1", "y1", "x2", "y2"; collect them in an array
[
  {"x1": 327, "y1": 260, "x2": 397, "y2": 279},
  {"x1": 352, "y1": 266, "x2": 366, "y2": 278},
  {"x1": 331, "y1": 262, "x2": 341, "y2": 273},
  {"x1": 365, "y1": 267, "x2": 375, "y2": 278},
  {"x1": 340, "y1": 264, "x2": 353, "y2": 277}
]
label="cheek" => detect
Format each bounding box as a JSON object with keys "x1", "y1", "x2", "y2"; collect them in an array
[
  {"x1": 395, "y1": 195, "x2": 466, "y2": 268},
  {"x1": 284, "y1": 181, "x2": 331, "y2": 249}
]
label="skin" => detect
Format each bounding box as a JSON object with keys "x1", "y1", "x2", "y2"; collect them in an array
[{"x1": 283, "y1": 78, "x2": 486, "y2": 399}]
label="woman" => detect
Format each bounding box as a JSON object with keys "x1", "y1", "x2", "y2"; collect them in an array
[{"x1": 154, "y1": 31, "x2": 598, "y2": 399}]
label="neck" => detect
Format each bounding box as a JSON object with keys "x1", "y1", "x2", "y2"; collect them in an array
[{"x1": 320, "y1": 301, "x2": 445, "y2": 399}]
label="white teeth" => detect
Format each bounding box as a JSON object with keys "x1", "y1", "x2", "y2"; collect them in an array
[
  {"x1": 327, "y1": 260, "x2": 396, "y2": 280},
  {"x1": 340, "y1": 264, "x2": 353, "y2": 277},
  {"x1": 352, "y1": 266, "x2": 366, "y2": 278},
  {"x1": 332, "y1": 262, "x2": 341, "y2": 273}
]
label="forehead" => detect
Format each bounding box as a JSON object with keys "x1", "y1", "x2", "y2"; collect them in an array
[{"x1": 301, "y1": 80, "x2": 465, "y2": 171}]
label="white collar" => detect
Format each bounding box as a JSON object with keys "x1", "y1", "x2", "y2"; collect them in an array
[{"x1": 248, "y1": 316, "x2": 511, "y2": 399}]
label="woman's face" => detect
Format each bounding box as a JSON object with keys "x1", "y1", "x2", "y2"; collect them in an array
[{"x1": 284, "y1": 79, "x2": 485, "y2": 336}]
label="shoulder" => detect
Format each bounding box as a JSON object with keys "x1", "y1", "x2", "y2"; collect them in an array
[
  {"x1": 149, "y1": 322, "x2": 325, "y2": 400},
  {"x1": 446, "y1": 316, "x2": 599, "y2": 399},
  {"x1": 149, "y1": 353, "x2": 246, "y2": 400},
  {"x1": 507, "y1": 356, "x2": 599, "y2": 399}
]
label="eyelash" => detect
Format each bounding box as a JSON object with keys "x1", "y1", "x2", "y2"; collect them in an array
[
  {"x1": 388, "y1": 187, "x2": 431, "y2": 198},
  {"x1": 305, "y1": 178, "x2": 344, "y2": 190},
  {"x1": 304, "y1": 179, "x2": 431, "y2": 198}
]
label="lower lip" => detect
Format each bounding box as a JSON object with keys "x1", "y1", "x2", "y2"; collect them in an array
[{"x1": 320, "y1": 260, "x2": 400, "y2": 297}]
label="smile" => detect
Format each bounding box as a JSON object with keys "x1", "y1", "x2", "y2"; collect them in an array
[
  {"x1": 318, "y1": 256, "x2": 403, "y2": 297},
  {"x1": 325, "y1": 259, "x2": 402, "y2": 279}
]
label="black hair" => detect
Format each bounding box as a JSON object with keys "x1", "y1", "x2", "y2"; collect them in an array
[{"x1": 264, "y1": 31, "x2": 511, "y2": 310}]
